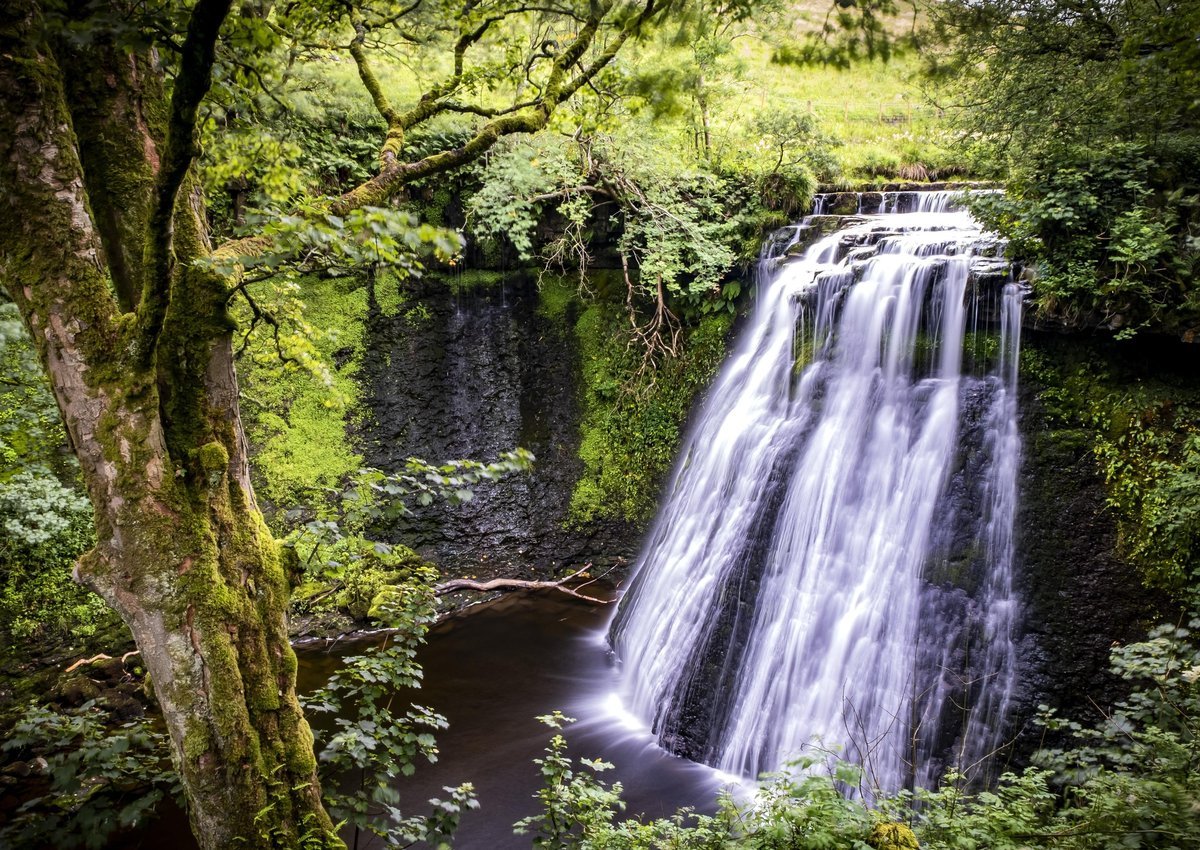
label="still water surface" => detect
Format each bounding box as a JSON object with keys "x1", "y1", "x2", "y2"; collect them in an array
[{"x1": 325, "y1": 589, "x2": 724, "y2": 848}]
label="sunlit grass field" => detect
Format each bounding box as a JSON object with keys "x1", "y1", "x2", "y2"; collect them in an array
[{"x1": 284, "y1": 3, "x2": 968, "y2": 186}]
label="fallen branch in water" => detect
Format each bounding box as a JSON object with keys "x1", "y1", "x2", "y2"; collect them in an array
[{"x1": 434, "y1": 563, "x2": 613, "y2": 604}]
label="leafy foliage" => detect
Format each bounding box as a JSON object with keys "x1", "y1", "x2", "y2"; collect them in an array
[
  {"x1": 966, "y1": 146, "x2": 1200, "y2": 337},
  {"x1": 468, "y1": 128, "x2": 816, "y2": 301},
  {"x1": 466, "y1": 136, "x2": 582, "y2": 260},
  {"x1": 1021, "y1": 344, "x2": 1200, "y2": 595},
  {"x1": 514, "y1": 711, "x2": 730, "y2": 850},
  {"x1": 285, "y1": 449, "x2": 534, "y2": 624},
  {"x1": 0, "y1": 468, "x2": 91, "y2": 549},
  {"x1": 218, "y1": 206, "x2": 463, "y2": 281},
  {"x1": 303, "y1": 572, "x2": 478, "y2": 847},
  {"x1": 0, "y1": 468, "x2": 106, "y2": 642},
  {"x1": 289, "y1": 534, "x2": 431, "y2": 622},
  {"x1": 0, "y1": 701, "x2": 181, "y2": 850},
  {"x1": 514, "y1": 711, "x2": 631, "y2": 849},
  {"x1": 1030, "y1": 621, "x2": 1200, "y2": 848},
  {"x1": 932, "y1": 0, "x2": 1200, "y2": 337},
  {"x1": 0, "y1": 301, "x2": 110, "y2": 645},
  {"x1": 0, "y1": 302, "x2": 61, "y2": 475}
]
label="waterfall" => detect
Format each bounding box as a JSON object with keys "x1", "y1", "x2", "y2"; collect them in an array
[{"x1": 609, "y1": 194, "x2": 1022, "y2": 791}]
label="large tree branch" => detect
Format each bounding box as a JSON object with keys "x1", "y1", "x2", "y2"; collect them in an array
[
  {"x1": 349, "y1": 21, "x2": 404, "y2": 162},
  {"x1": 137, "y1": 0, "x2": 233, "y2": 365},
  {"x1": 213, "y1": 0, "x2": 661, "y2": 262},
  {"x1": 332, "y1": 0, "x2": 661, "y2": 214},
  {"x1": 349, "y1": 9, "x2": 514, "y2": 158},
  {"x1": 56, "y1": 30, "x2": 164, "y2": 312}
]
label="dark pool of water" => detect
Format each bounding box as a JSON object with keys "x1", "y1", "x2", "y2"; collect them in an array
[
  {"x1": 306, "y1": 589, "x2": 726, "y2": 849},
  {"x1": 125, "y1": 590, "x2": 724, "y2": 849}
]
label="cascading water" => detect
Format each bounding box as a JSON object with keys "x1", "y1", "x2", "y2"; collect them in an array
[{"x1": 609, "y1": 192, "x2": 1023, "y2": 791}]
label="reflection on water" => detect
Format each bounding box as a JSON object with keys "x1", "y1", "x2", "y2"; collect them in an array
[{"x1": 330, "y1": 589, "x2": 724, "y2": 849}]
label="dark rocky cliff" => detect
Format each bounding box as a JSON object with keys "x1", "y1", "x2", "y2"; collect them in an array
[
  {"x1": 359, "y1": 272, "x2": 641, "y2": 578},
  {"x1": 1007, "y1": 330, "x2": 1186, "y2": 752},
  {"x1": 355, "y1": 250, "x2": 1188, "y2": 773}
]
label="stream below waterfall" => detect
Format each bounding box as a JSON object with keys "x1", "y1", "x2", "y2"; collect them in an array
[
  {"x1": 127, "y1": 591, "x2": 724, "y2": 850},
  {"x1": 301, "y1": 591, "x2": 725, "y2": 849}
]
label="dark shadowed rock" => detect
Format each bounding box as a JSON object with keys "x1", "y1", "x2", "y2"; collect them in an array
[{"x1": 359, "y1": 272, "x2": 641, "y2": 580}]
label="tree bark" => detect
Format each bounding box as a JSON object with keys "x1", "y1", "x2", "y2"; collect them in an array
[{"x1": 0, "y1": 5, "x2": 341, "y2": 848}]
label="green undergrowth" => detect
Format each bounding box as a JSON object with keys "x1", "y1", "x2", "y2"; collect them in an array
[
  {"x1": 564, "y1": 281, "x2": 733, "y2": 526},
  {"x1": 1022, "y1": 336, "x2": 1200, "y2": 599},
  {"x1": 0, "y1": 304, "x2": 118, "y2": 659},
  {"x1": 239, "y1": 271, "x2": 408, "y2": 515},
  {"x1": 519, "y1": 613, "x2": 1200, "y2": 849},
  {"x1": 288, "y1": 534, "x2": 434, "y2": 634}
]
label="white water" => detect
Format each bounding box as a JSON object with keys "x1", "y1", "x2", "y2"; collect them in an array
[{"x1": 610, "y1": 194, "x2": 1022, "y2": 791}]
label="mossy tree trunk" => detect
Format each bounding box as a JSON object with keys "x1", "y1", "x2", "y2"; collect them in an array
[{"x1": 0, "y1": 4, "x2": 340, "y2": 848}]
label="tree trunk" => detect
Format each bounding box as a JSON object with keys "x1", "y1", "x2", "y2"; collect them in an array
[{"x1": 0, "y1": 5, "x2": 342, "y2": 848}]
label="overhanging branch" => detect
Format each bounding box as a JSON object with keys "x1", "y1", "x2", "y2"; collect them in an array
[{"x1": 332, "y1": 0, "x2": 662, "y2": 214}]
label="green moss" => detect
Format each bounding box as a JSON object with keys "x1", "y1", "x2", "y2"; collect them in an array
[
  {"x1": 408, "y1": 185, "x2": 454, "y2": 227},
  {"x1": 568, "y1": 301, "x2": 732, "y2": 526},
  {"x1": 239, "y1": 274, "x2": 370, "y2": 514},
  {"x1": 290, "y1": 533, "x2": 432, "y2": 623},
  {"x1": 183, "y1": 714, "x2": 212, "y2": 764},
  {"x1": 536, "y1": 275, "x2": 577, "y2": 324},
  {"x1": 449, "y1": 268, "x2": 507, "y2": 293},
  {"x1": 373, "y1": 268, "x2": 410, "y2": 318},
  {"x1": 1021, "y1": 336, "x2": 1200, "y2": 597},
  {"x1": 868, "y1": 822, "x2": 919, "y2": 850},
  {"x1": 197, "y1": 441, "x2": 229, "y2": 472}
]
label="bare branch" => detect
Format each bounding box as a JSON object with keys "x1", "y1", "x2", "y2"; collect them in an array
[{"x1": 434, "y1": 563, "x2": 612, "y2": 604}]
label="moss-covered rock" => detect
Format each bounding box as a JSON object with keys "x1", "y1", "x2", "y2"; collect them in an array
[{"x1": 868, "y1": 822, "x2": 919, "y2": 850}]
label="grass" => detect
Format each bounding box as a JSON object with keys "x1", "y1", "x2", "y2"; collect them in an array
[
  {"x1": 722, "y1": 51, "x2": 966, "y2": 182},
  {"x1": 289, "y1": 3, "x2": 965, "y2": 188}
]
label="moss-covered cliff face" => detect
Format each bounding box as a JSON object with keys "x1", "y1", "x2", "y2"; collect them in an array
[
  {"x1": 244, "y1": 255, "x2": 1195, "y2": 755},
  {"x1": 1022, "y1": 333, "x2": 1200, "y2": 597},
  {"x1": 1009, "y1": 330, "x2": 1198, "y2": 748},
  {"x1": 357, "y1": 271, "x2": 731, "y2": 578}
]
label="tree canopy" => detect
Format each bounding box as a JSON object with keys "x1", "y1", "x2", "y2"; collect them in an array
[{"x1": 929, "y1": 0, "x2": 1200, "y2": 338}]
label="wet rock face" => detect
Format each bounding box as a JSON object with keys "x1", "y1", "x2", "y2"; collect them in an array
[
  {"x1": 360, "y1": 273, "x2": 640, "y2": 578},
  {"x1": 1008, "y1": 332, "x2": 1165, "y2": 754},
  {"x1": 357, "y1": 264, "x2": 1165, "y2": 775}
]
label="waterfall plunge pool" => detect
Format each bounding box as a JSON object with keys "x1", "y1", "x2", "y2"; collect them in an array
[{"x1": 304, "y1": 589, "x2": 728, "y2": 849}]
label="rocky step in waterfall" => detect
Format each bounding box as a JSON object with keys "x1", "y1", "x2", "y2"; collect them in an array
[{"x1": 609, "y1": 191, "x2": 1023, "y2": 791}]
